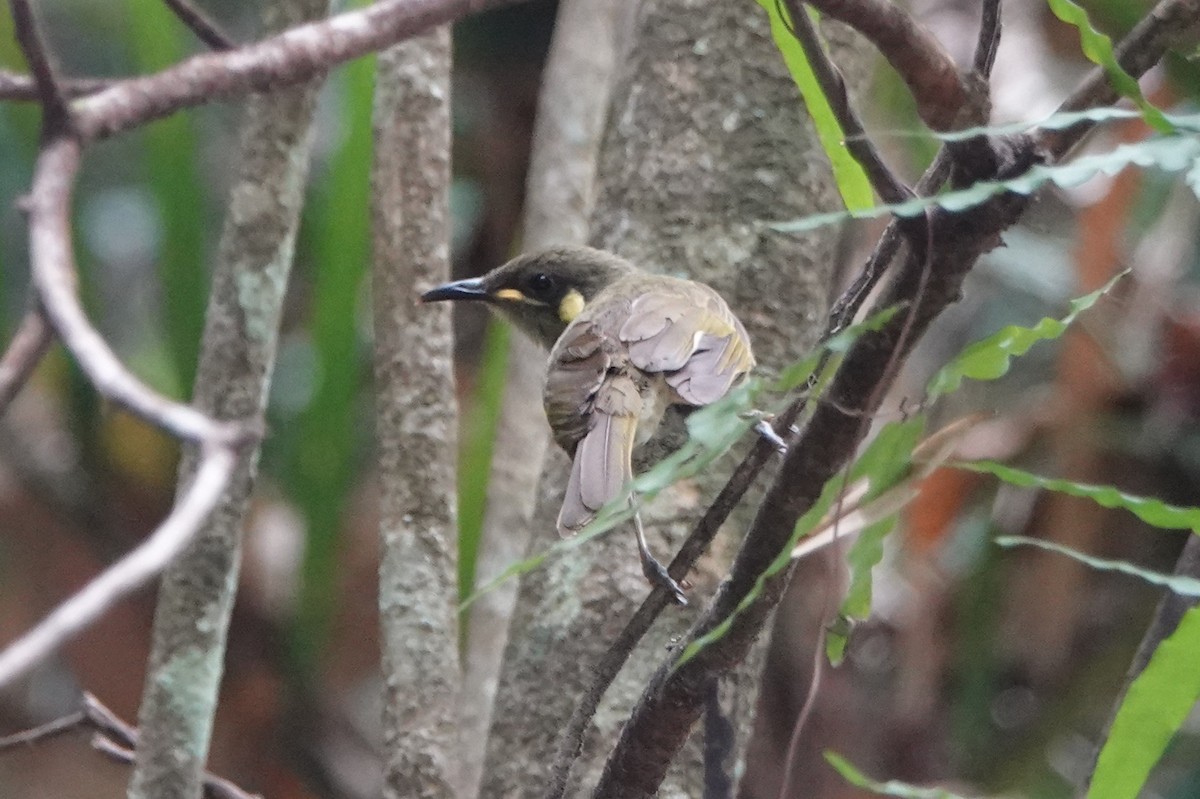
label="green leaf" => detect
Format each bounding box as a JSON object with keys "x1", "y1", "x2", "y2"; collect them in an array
[
  {"x1": 826, "y1": 418, "x2": 926, "y2": 663},
  {"x1": 825, "y1": 752, "x2": 976, "y2": 799},
  {"x1": 768, "y1": 135, "x2": 1200, "y2": 233},
  {"x1": 758, "y1": 0, "x2": 873, "y2": 211},
  {"x1": 867, "y1": 107, "x2": 1200, "y2": 144},
  {"x1": 1089, "y1": 606, "x2": 1200, "y2": 799},
  {"x1": 961, "y1": 461, "x2": 1200, "y2": 533},
  {"x1": 996, "y1": 536, "x2": 1200, "y2": 595},
  {"x1": 927, "y1": 270, "x2": 1128, "y2": 398},
  {"x1": 288, "y1": 53, "x2": 376, "y2": 674},
  {"x1": 675, "y1": 417, "x2": 926, "y2": 672},
  {"x1": 1045, "y1": 0, "x2": 1174, "y2": 133}
]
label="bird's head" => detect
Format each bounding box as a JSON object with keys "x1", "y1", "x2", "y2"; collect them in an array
[{"x1": 421, "y1": 246, "x2": 634, "y2": 347}]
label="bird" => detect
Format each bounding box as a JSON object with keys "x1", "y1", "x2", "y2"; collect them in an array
[{"x1": 421, "y1": 246, "x2": 756, "y2": 603}]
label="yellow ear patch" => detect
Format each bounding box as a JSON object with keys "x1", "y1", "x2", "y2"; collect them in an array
[
  {"x1": 558, "y1": 289, "x2": 586, "y2": 322},
  {"x1": 494, "y1": 288, "x2": 528, "y2": 302}
]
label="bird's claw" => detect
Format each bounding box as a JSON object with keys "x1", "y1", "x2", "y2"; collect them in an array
[
  {"x1": 642, "y1": 557, "x2": 689, "y2": 606},
  {"x1": 752, "y1": 418, "x2": 790, "y2": 454}
]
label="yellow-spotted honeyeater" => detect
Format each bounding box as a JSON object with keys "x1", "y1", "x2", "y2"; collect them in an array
[{"x1": 422, "y1": 246, "x2": 755, "y2": 603}]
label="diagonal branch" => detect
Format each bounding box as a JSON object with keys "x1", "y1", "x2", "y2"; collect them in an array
[
  {"x1": 8, "y1": 0, "x2": 73, "y2": 135},
  {"x1": 781, "y1": 0, "x2": 913, "y2": 206},
  {"x1": 26, "y1": 138, "x2": 248, "y2": 446},
  {"x1": 0, "y1": 442, "x2": 238, "y2": 688},
  {"x1": 160, "y1": 0, "x2": 237, "y2": 50},
  {"x1": 0, "y1": 307, "x2": 54, "y2": 416},
  {"x1": 1042, "y1": 0, "x2": 1200, "y2": 160},
  {"x1": 72, "y1": 0, "x2": 526, "y2": 141},
  {"x1": 0, "y1": 693, "x2": 261, "y2": 799}
]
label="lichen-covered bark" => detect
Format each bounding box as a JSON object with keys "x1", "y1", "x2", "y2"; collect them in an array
[
  {"x1": 481, "y1": 1, "x2": 870, "y2": 796},
  {"x1": 371, "y1": 27, "x2": 460, "y2": 799},
  {"x1": 460, "y1": 1, "x2": 621, "y2": 795},
  {"x1": 128, "y1": 3, "x2": 328, "y2": 798}
]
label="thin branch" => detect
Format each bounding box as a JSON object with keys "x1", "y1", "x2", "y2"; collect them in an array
[
  {"x1": 27, "y1": 138, "x2": 248, "y2": 446},
  {"x1": 1086, "y1": 533, "x2": 1200, "y2": 788},
  {"x1": 0, "y1": 444, "x2": 238, "y2": 689},
  {"x1": 973, "y1": 0, "x2": 1002, "y2": 77},
  {"x1": 160, "y1": 0, "x2": 237, "y2": 50},
  {"x1": 0, "y1": 307, "x2": 54, "y2": 416},
  {"x1": 806, "y1": 0, "x2": 970, "y2": 131},
  {"x1": 72, "y1": 0, "x2": 526, "y2": 141},
  {"x1": 1042, "y1": 0, "x2": 1200, "y2": 160},
  {"x1": 782, "y1": 0, "x2": 913, "y2": 206},
  {"x1": 0, "y1": 710, "x2": 85, "y2": 749},
  {"x1": 0, "y1": 69, "x2": 109, "y2": 102},
  {"x1": 0, "y1": 694, "x2": 260, "y2": 799},
  {"x1": 7, "y1": 0, "x2": 73, "y2": 135}
]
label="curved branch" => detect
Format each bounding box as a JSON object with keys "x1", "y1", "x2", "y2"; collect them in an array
[
  {"x1": 0, "y1": 307, "x2": 53, "y2": 416},
  {"x1": 0, "y1": 443, "x2": 238, "y2": 689},
  {"x1": 807, "y1": 0, "x2": 970, "y2": 130},
  {"x1": 27, "y1": 138, "x2": 245, "y2": 446},
  {"x1": 72, "y1": 0, "x2": 525, "y2": 141}
]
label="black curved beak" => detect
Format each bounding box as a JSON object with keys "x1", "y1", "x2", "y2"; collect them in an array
[{"x1": 421, "y1": 277, "x2": 489, "y2": 303}]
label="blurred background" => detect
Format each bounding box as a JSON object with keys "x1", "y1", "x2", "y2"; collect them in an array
[{"x1": 0, "y1": 0, "x2": 1197, "y2": 796}]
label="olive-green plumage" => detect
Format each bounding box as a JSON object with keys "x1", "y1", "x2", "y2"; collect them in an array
[{"x1": 422, "y1": 246, "x2": 754, "y2": 595}]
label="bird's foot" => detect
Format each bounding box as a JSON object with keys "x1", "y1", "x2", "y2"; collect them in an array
[
  {"x1": 742, "y1": 410, "x2": 792, "y2": 454},
  {"x1": 640, "y1": 553, "x2": 689, "y2": 606}
]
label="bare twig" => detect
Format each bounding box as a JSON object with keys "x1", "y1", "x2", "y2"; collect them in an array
[
  {"x1": 807, "y1": 0, "x2": 969, "y2": 130},
  {"x1": 0, "y1": 70, "x2": 109, "y2": 102},
  {"x1": 27, "y1": 138, "x2": 247, "y2": 446},
  {"x1": 160, "y1": 0, "x2": 237, "y2": 50},
  {"x1": 72, "y1": 0, "x2": 526, "y2": 141},
  {"x1": 7, "y1": 0, "x2": 72, "y2": 135},
  {"x1": 0, "y1": 443, "x2": 237, "y2": 688},
  {"x1": 781, "y1": 0, "x2": 913, "y2": 206},
  {"x1": 0, "y1": 307, "x2": 54, "y2": 416},
  {"x1": 973, "y1": 0, "x2": 1002, "y2": 77},
  {"x1": 0, "y1": 694, "x2": 261, "y2": 799},
  {"x1": 0, "y1": 710, "x2": 85, "y2": 749}
]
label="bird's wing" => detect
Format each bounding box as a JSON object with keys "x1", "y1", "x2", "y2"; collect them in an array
[
  {"x1": 543, "y1": 323, "x2": 609, "y2": 456},
  {"x1": 546, "y1": 319, "x2": 643, "y2": 535},
  {"x1": 619, "y1": 286, "x2": 754, "y2": 406}
]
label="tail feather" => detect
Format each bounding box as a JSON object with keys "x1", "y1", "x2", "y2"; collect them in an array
[{"x1": 557, "y1": 412, "x2": 637, "y2": 536}]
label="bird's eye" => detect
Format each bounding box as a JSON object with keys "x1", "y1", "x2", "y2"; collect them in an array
[{"x1": 526, "y1": 272, "x2": 555, "y2": 297}]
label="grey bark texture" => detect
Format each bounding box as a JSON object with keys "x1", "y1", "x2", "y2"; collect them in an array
[
  {"x1": 480, "y1": 2, "x2": 871, "y2": 796},
  {"x1": 127, "y1": 2, "x2": 328, "y2": 798},
  {"x1": 458, "y1": 1, "x2": 622, "y2": 795},
  {"x1": 371, "y1": 27, "x2": 461, "y2": 799}
]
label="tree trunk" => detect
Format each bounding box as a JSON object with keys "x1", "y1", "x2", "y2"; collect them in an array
[
  {"x1": 128, "y1": 2, "x2": 328, "y2": 797},
  {"x1": 480, "y1": 1, "x2": 871, "y2": 795},
  {"x1": 459, "y1": 0, "x2": 622, "y2": 794},
  {"x1": 371, "y1": 27, "x2": 460, "y2": 799}
]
